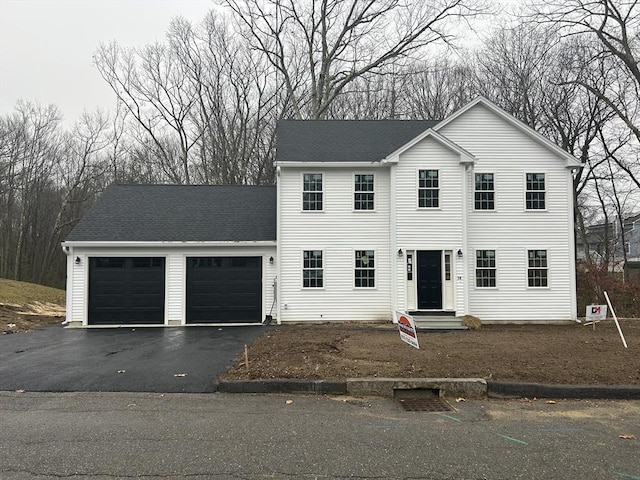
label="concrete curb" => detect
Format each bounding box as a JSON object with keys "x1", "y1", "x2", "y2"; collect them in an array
[
  {"x1": 346, "y1": 378, "x2": 487, "y2": 398},
  {"x1": 217, "y1": 378, "x2": 640, "y2": 399},
  {"x1": 487, "y1": 381, "x2": 640, "y2": 399},
  {"x1": 217, "y1": 379, "x2": 346, "y2": 395}
]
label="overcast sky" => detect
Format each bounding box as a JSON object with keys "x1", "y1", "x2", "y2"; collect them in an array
[{"x1": 0, "y1": 0, "x2": 213, "y2": 123}]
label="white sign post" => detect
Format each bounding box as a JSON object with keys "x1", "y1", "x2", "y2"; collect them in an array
[
  {"x1": 604, "y1": 291, "x2": 628, "y2": 349},
  {"x1": 395, "y1": 311, "x2": 420, "y2": 349}
]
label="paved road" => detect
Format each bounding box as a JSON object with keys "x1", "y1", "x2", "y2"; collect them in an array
[
  {"x1": 0, "y1": 325, "x2": 264, "y2": 392},
  {"x1": 1, "y1": 392, "x2": 638, "y2": 479}
]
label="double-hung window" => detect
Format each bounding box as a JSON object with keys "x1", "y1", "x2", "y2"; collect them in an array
[
  {"x1": 303, "y1": 173, "x2": 323, "y2": 211},
  {"x1": 303, "y1": 250, "x2": 323, "y2": 288},
  {"x1": 354, "y1": 250, "x2": 375, "y2": 288},
  {"x1": 475, "y1": 250, "x2": 496, "y2": 287},
  {"x1": 354, "y1": 174, "x2": 374, "y2": 210},
  {"x1": 418, "y1": 169, "x2": 439, "y2": 208},
  {"x1": 526, "y1": 173, "x2": 545, "y2": 210},
  {"x1": 475, "y1": 173, "x2": 495, "y2": 210},
  {"x1": 527, "y1": 249, "x2": 548, "y2": 287}
]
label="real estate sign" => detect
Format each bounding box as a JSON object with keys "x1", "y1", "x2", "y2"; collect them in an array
[
  {"x1": 586, "y1": 304, "x2": 607, "y2": 321},
  {"x1": 395, "y1": 311, "x2": 419, "y2": 349}
]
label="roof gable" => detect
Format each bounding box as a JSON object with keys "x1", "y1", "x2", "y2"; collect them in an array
[
  {"x1": 276, "y1": 119, "x2": 438, "y2": 163},
  {"x1": 383, "y1": 128, "x2": 476, "y2": 164},
  {"x1": 435, "y1": 97, "x2": 583, "y2": 168},
  {"x1": 65, "y1": 185, "x2": 276, "y2": 243}
]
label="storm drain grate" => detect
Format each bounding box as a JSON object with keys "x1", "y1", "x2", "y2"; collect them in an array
[{"x1": 396, "y1": 396, "x2": 453, "y2": 412}]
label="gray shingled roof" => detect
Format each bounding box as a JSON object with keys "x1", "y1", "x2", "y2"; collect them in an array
[
  {"x1": 65, "y1": 185, "x2": 276, "y2": 242},
  {"x1": 276, "y1": 120, "x2": 439, "y2": 162}
]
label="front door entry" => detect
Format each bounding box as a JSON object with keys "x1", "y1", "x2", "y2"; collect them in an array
[{"x1": 417, "y1": 250, "x2": 442, "y2": 310}]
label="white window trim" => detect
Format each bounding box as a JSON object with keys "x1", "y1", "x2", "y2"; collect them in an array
[
  {"x1": 526, "y1": 248, "x2": 550, "y2": 289},
  {"x1": 474, "y1": 248, "x2": 498, "y2": 289},
  {"x1": 353, "y1": 172, "x2": 376, "y2": 212},
  {"x1": 301, "y1": 172, "x2": 324, "y2": 212},
  {"x1": 417, "y1": 168, "x2": 441, "y2": 210},
  {"x1": 474, "y1": 172, "x2": 496, "y2": 212},
  {"x1": 301, "y1": 249, "x2": 324, "y2": 289},
  {"x1": 353, "y1": 249, "x2": 376, "y2": 289},
  {"x1": 524, "y1": 171, "x2": 547, "y2": 212}
]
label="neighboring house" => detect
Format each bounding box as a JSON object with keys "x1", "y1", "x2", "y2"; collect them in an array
[
  {"x1": 576, "y1": 213, "x2": 640, "y2": 267},
  {"x1": 63, "y1": 97, "x2": 582, "y2": 327}
]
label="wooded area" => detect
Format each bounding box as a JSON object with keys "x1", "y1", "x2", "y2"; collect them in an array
[{"x1": 1, "y1": 0, "x2": 638, "y2": 288}]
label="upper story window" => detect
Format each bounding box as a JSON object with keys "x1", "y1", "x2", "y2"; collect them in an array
[
  {"x1": 527, "y1": 249, "x2": 548, "y2": 287},
  {"x1": 303, "y1": 250, "x2": 323, "y2": 288},
  {"x1": 354, "y1": 174, "x2": 375, "y2": 210},
  {"x1": 354, "y1": 250, "x2": 375, "y2": 288},
  {"x1": 303, "y1": 173, "x2": 323, "y2": 211},
  {"x1": 475, "y1": 250, "x2": 496, "y2": 287},
  {"x1": 526, "y1": 173, "x2": 545, "y2": 210},
  {"x1": 418, "y1": 169, "x2": 439, "y2": 208},
  {"x1": 475, "y1": 173, "x2": 495, "y2": 210}
]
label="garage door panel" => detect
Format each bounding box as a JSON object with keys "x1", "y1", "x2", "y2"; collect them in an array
[
  {"x1": 88, "y1": 257, "x2": 165, "y2": 325},
  {"x1": 186, "y1": 256, "x2": 262, "y2": 324}
]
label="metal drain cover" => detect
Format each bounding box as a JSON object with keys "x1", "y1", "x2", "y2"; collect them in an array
[{"x1": 396, "y1": 396, "x2": 453, "y2": 412}]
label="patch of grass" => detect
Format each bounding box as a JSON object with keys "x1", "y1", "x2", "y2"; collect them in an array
[{"x1": 0, "y1": 279, "x2": 65, "y2": 306}]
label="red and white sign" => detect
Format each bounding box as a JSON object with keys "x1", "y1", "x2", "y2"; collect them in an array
[
  {"x1": 586, "y1": 304, "x2": 607, "y2": 321},
  {"x1": 395, "y1": 311, "x2": 419, "y2": 349}
]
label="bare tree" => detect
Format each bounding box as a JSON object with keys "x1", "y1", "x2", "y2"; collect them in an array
[
  {"x1": 223, "y1": 0, "x2": 486, "y2": 119},
  {"x1": 94, "y1": 40, "x2": 202, "y2": 183},
  {"x1": 530, "y1": 0, "x2": 640, "y2": 190},
  {"x1": 404, "y1": 57, "x2": 476, "y2": 119},
  {"x1": 169, "y1": 14, "x2": 279, "y2": 184}
]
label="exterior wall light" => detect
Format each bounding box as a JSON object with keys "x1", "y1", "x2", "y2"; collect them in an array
[
  {"x1": 457, "y1": 249, "x2": 463, "y2": 257},
  {"x1": 398, "y1": 248, "x2": 403, "y2": 256},
  {"x1": 269, "y1": 256, "x2": 274, "y2": 265},
  {"x1": 75, "y1": 256, "x2": 81, "y2": 264}
]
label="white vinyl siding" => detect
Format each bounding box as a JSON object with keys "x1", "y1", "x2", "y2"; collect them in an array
[
  {"x1": 393, "y1": 137, "x2": 465, "y2": 313},
  {"x1": 439, "y1": 102, "x2": 575, "y2": 322},
  {"x1": 167, "y1": 254, "x2": 184, "y2": 324},
  {"x1": 70, "y1": 253, "x2": 86, "y2": 325},
  {"x1": 278, "y1": 166, "x2": 391, "y2": 322}
]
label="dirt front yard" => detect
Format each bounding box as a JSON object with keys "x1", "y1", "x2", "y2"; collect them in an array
[{"x1": 221, "y1": 319, "x2": 640, "y2": 386}]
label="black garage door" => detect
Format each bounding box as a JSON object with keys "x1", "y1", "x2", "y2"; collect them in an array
[
  {"x1": 88, "y1": 257, "x2": 165, "y2": 325},
  {"x1": 186, "y1": 257, "x2": 262, "y2": 323}
]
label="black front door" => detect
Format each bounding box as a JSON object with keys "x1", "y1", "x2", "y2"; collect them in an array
[{"x1": 417, "y1": 250, "x2": 442, "y2": 310}]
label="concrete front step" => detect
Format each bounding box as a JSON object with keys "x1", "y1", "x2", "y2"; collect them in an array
[{"x1": 414, "y1": 316, "x2": 468, "y2": 331}]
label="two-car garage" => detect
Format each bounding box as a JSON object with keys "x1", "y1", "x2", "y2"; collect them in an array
[
  {"x1": 87, "y1": 256, "x2": 265, "y2": 326},
  {"x1": 65, "y1": 185, "x2": 277, "y2": 328}
]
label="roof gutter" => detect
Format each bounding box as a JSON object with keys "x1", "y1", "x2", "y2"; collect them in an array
[
  {"x1": 276, "y1": 161, "x2": 391, "y2": 168},
  {"x1": 61, "y1": 240, "x2": 278, "y2": 249}
]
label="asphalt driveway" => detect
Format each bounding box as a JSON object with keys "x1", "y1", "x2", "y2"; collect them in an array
[{"x1": 0, "y1": 325, "x2": 265, "y2": 393}]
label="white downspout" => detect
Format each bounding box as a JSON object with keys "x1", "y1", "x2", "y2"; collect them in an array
[
  {"x1": 461, "y1": 162, "x2": 471, "y2": 315},
  {"x1": 276, "y1": 165, "x2": 282, "y2": 325},
  {"x1": 61, "y1": 244, "x2": 71, "y2": 325},
  {"x1": 389, "y1": 161, "x2": 399, "y2": 320}
]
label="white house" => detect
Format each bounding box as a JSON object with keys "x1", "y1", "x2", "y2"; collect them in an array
[{"x1": 63, "y1": 97, "x2": 581, "y2": 327}]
